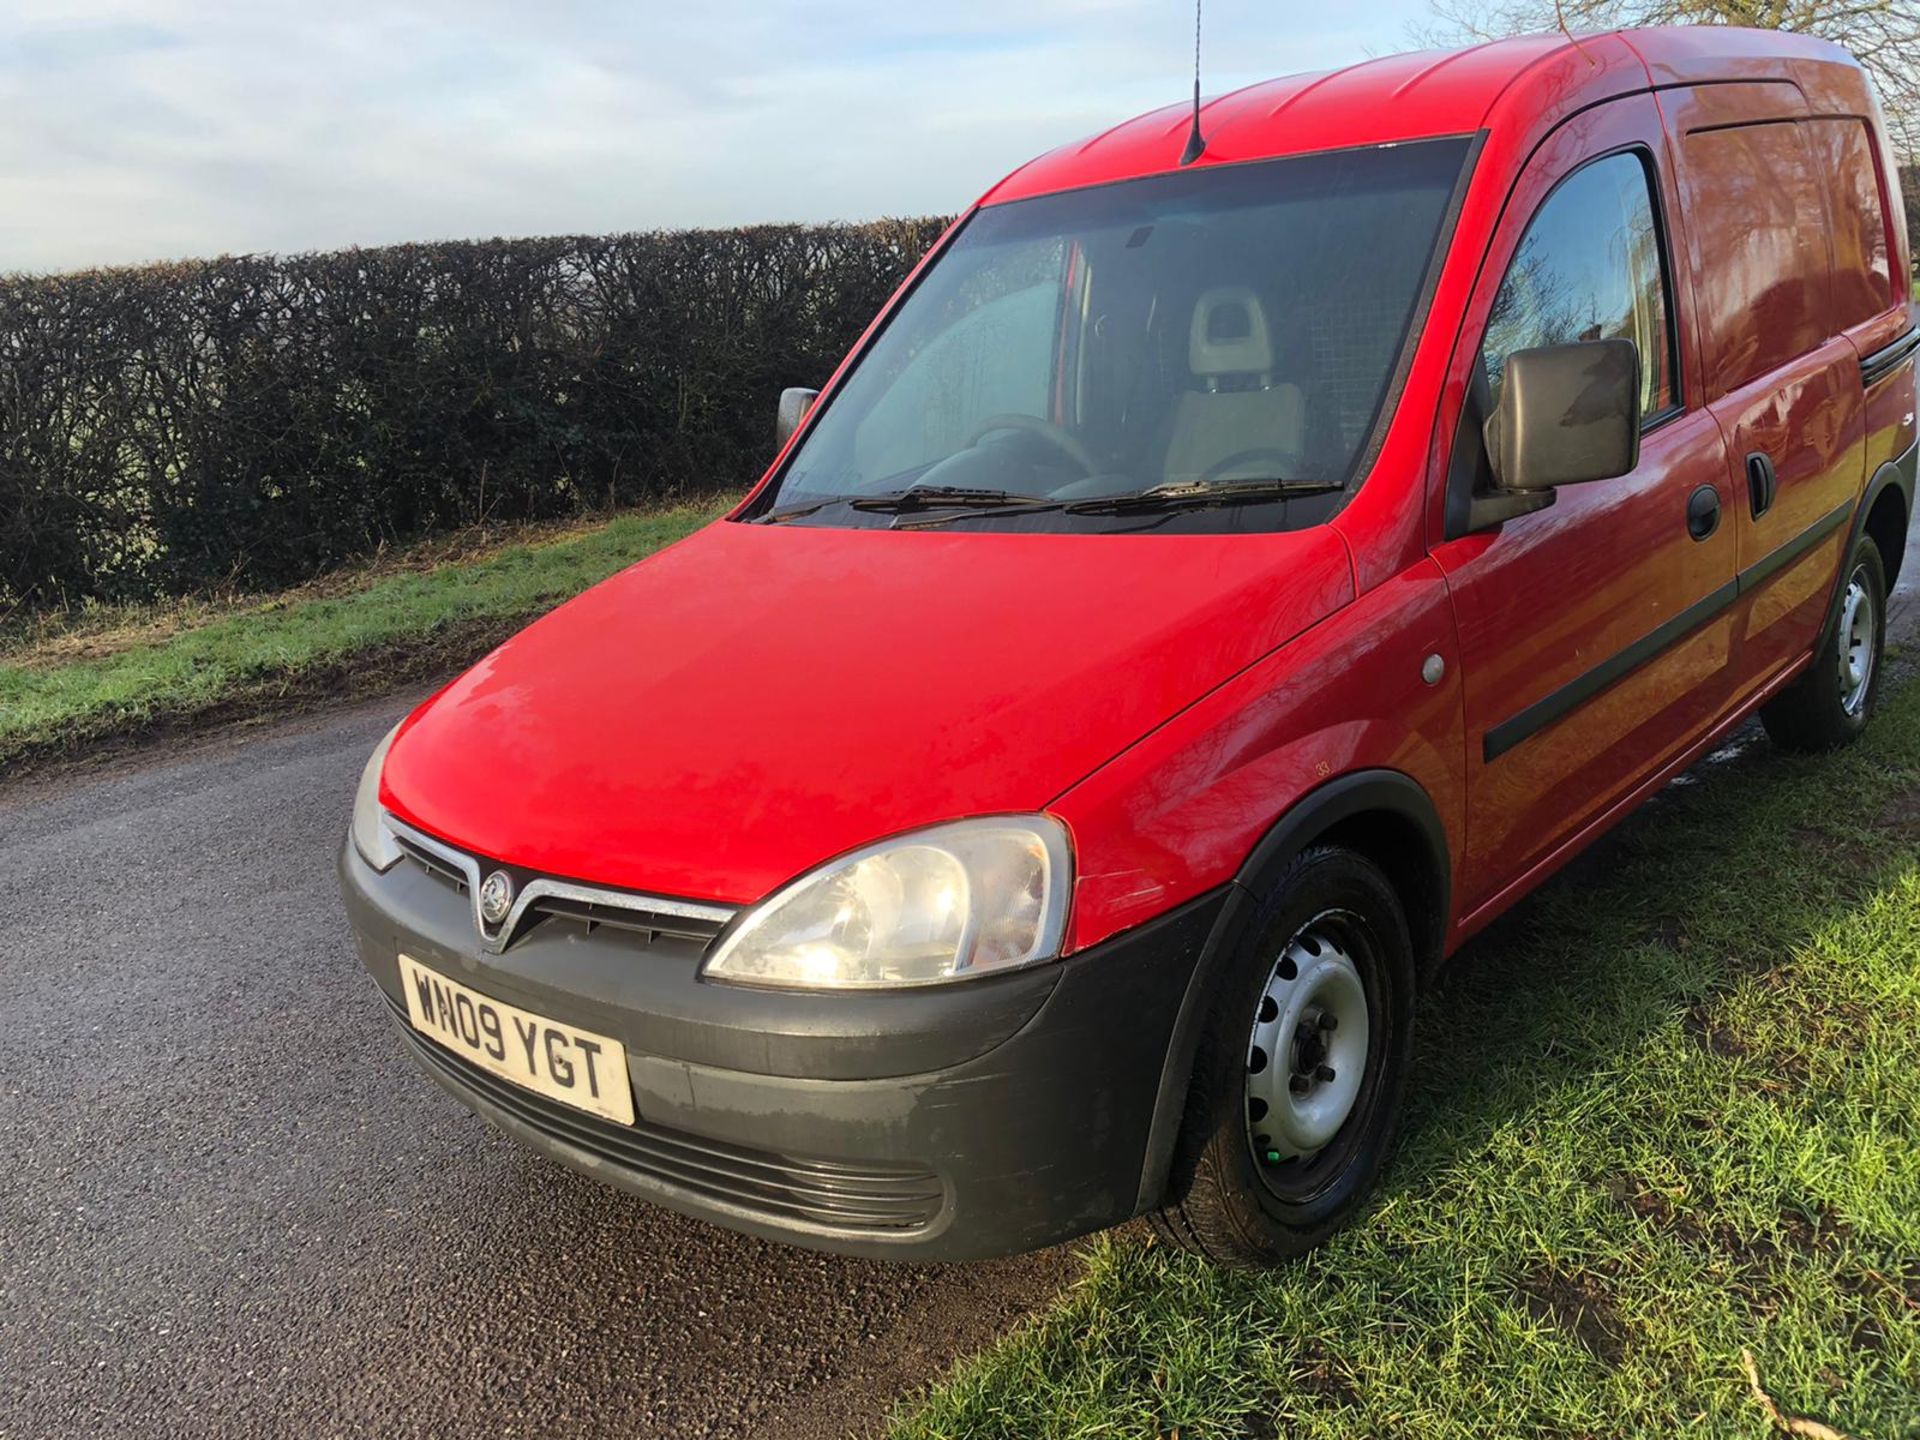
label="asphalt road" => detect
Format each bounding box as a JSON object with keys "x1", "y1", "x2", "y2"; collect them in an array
[
  {"x1": 0, "y1": 703, "x2": 1074, "y2": 1440},
  {"x1": 4, "y1": 519, "x2": 1915, "y2": 1440}
]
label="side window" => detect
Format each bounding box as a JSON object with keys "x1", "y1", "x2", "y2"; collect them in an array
[{"x1": 1482, "y1": 151, "x2": 1676, "y2": 424}]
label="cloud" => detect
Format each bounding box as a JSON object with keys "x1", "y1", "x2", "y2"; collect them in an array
[{"x1": 0, "y1": 0, "x2": 1428, "y2": 274}]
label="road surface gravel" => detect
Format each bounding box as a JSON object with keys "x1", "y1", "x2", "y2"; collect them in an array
[{"x1": 0, "y1": 701, "x2": 1074, "y2": 1440}]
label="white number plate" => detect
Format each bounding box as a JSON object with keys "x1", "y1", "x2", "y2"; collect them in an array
[{"x1": 398, "y1": 955, "x2": 634, "y2": 1125}]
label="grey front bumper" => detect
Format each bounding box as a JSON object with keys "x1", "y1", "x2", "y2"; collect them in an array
[{"x1": 339, "y1": 836, "x2": 1222, "y2": 1261}]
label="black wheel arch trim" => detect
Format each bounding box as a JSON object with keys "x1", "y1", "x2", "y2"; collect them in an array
[
  {"x1": 1824, "y1": 438, "x2": 1916, "y2": 637},
  {"x1": 1133, "y1": 769, "x2": 1449, "y2": 1213}
]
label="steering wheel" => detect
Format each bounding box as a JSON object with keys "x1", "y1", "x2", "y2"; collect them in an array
[
  {"x1": 1199, "y1": 446, "x2": 1299, "y2": 483},
  {"x1": 963, "y1": 413, "x2": 1098, "y2": 476}
]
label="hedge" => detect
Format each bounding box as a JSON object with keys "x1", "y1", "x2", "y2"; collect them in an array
[
  {"x1": 0, "y1": 220, "x2": 948, "y2": 612},
  {"x1": 4, "y1": 180, "x2": 1918, "y2": 615}
]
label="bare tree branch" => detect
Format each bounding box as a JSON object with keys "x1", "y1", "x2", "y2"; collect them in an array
[{"x1": 1415, "y1": 0, "x2": 1920, "y2": 155}]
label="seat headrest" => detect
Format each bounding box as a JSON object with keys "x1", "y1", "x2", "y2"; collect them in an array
[{"x1": 1189, "y1": 286, "x2": 1274, "y2": 378}]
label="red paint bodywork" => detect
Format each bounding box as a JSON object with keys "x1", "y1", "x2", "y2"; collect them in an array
[
  {"x1": 382, "y1": 28, "x2": 1915, "y2": 962},
  {"x1": 383, "y1": 522, "x2": 1352, "y2": 906}
]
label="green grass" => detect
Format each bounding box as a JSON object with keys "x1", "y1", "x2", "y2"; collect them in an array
[
  {"x1": 0, "y1": 501, "x2": 725, "y2": 769},
  {"x1": 895, "y1": 678, "x2": 1920, "y2": 1440}
]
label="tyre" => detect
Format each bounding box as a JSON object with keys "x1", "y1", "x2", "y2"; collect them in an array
[
  {"x1": 1760, "y1": 533, "x2": 1888, "y2": 753},
  {"x1": 1148, "y1": 844, "x2": 1415, "y2": 1268}
]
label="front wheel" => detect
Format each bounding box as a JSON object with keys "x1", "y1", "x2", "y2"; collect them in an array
[
  {"x1": 1149, "y1": 845, "x2": 1415, "y2": 1268},
  {"x1": 1760, "y1": 533, "x2": 1888, "y2": 753}
]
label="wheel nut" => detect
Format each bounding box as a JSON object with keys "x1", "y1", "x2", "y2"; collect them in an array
[
  {"x1": 1315, "y1": 1064, "x2": 1336, "y2": 1083},
  {"x1": 1318, "y1": 1012, "x2": 1338, "y2": 1032},
  {"x1": 1289, "y1": 1074, "x2": 1312, "y2": 1096}
]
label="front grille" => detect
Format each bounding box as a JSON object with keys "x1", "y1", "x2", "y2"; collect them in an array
[
  {"x1": 386, "y1": 817, "x2": 734, "y2": 953},
  {"x1": 390, "y1": 1001, "x2": 945, "y2": 1235},
  {"x1": 524, "y1": 892, "x2": 724, "y2": 945},
  {"x1": 395, "y1": 834, "x2": 468, "y2": 892}
]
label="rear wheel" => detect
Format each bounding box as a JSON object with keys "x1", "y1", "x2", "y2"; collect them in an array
[
  {"x1": 1149, "y1": 845, "x2": 1414, "y2": 1268},
  {"x1": 1760, "y1": 534, "x2": 1887, "y2": 753}
]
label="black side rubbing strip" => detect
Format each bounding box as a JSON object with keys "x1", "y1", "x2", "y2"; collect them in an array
[
  {"x1": 1861, "y1": 325, "x2": 1919, "y2": 388},
  {"x1": 1734, "y1": 499, "x2": 1852, "y2": 596},
  {"x1": 1483, "y1": 498, "x2": 1854, "y2": 763},
  {"x1": 1483, "y1": 579, "x2": 1738, "y2": 763}
]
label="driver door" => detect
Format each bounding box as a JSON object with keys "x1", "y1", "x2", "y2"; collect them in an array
[{"x1": 1430, "y1": 96, "x2": 1739, "y2": 920}]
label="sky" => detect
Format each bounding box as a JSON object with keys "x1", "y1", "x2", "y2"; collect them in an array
[{"x1": 0, "y1": 0, "x2": 1434, "y2": 275}]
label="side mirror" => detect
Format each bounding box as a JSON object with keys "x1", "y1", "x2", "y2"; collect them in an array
[
  {"x1": 1486, "y1": 338, "x2": 1641, "y2": 493},
  {"x1": 776, "y1": 387, "x2": 819, "y2": 449}
]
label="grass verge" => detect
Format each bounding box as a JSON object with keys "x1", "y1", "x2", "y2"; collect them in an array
[
  {"x1": 895, "y1": 677, "x2": 1920, "y2": 1440},
  {"x1": 0, "y1": 500, "x2": 727, "y2": 776}
]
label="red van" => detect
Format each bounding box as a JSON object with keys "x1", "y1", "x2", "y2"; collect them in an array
[{"x1": 341, "y1": 28, "x2": 1916, "y2": 1267}]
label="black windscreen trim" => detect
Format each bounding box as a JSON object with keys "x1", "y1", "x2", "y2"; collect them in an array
[{"x1": 1483, "y1": 498, "x2": 1854, "y2": 762}]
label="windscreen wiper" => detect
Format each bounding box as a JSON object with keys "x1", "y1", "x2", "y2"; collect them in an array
[
  {"x1": 846, "y1": 485, "x2": 1060, "y2": 514},
  {"x1": 757, "y1": 486, "x2": 1058, "y2": 523},
  {"x1": 1063, "y1": 479, "x2": 1343, "y2": 515},
  {"x1": 757, "y1": 497, "x2": 842, "y2": 523}
]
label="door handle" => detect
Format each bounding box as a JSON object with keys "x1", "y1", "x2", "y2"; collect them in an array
[
  {"x1": 1687, "y1": 484, "x2": 1722, "y2": 541},
  {"x1": 1745, "y1": 452, "x2": 1777, "y2": 519}
]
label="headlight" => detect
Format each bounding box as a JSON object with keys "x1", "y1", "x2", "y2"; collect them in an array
[
  {"x1": 702, "y1": 817, "x2": 1072, "y2": 989},
  {"x1": 350, "y1": 723, "x2": 404, "y2": 872}
]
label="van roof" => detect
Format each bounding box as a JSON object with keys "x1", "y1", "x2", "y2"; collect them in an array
[{"x1": 981, "y1": 26, "x2": 1863, "y2": 208}]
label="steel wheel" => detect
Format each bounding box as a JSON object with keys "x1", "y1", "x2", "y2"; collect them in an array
[
  {"x1": 1838, "y1": 566, "x2": 1877, "y2": 717},
  {"x1": 1244, "y1": 917, "x2": 1371, "y2": 1177},
  {"x1": 1149, "y1": 846, "x2": 1415, "y2": 1267},
  {"x1": 1760, "y1": 534, "x2": 1887, "y2": 754}
]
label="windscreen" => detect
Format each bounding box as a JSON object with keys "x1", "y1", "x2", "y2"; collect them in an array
[{"x1": 751, "y1": 137, "x2": 1470, "y2": 533}]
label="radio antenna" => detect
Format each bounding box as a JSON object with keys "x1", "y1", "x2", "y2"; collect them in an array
[{"x1": 1180, "y1": 0, "x2": 1206, "y2": 165}]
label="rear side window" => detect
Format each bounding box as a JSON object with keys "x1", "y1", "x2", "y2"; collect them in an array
[
  {"x1": 1481, "y1": 151, "x2": 1676, "y2": 422},
  {"x1": 1680, "y1": 121, "x2": 1830, "y2": 396},
  {"x1": 1803, "y1": 117, "x2": 1894, "y2": 328}
]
